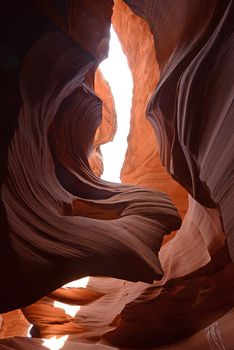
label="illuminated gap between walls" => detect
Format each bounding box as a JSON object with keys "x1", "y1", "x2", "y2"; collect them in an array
[
  {"x1": 41, "y1": 30, "x2": 133, "y2": 348},
  {"x1": 99, "y1": 26, "x2": 133, "y2": 183},
  {"x1": 30, "y1": 28, "x2": 132, "y2": 350},
  {"x1": 41, "y1": 277, "x2": 90, "y2": 349}
]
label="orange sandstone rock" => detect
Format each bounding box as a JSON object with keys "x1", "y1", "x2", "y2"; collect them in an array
[
  {"x1": 0, "y1": 310, "x2": 29, "y2": 339},
  {"x1": 88, "y1": 69, "x2": 117, "y2": 177},
  {"x1": 0, "y1": 0, "x2": 233, "y2": 348},
  {"x1": 113, "y1": 0, "x2": 188, "y2": 221}
]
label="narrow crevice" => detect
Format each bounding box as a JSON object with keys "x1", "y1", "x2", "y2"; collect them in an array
[{"x1": 99, "y1": 26, "x2": 133, "y2": 183}]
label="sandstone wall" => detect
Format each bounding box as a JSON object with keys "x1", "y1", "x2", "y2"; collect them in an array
[
  {"x1": 0, "y1": 0, "x2": 233, "y2": 348},
  {"x1": 113, "y1": 0, "x2": 188, "y2": 221}
]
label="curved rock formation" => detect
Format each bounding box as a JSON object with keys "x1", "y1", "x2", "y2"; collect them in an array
[
  {"x1": 0, "y1": 0, "x2": 181, "y2": 313},
  {"x1": 1, "y1": 309, "x2": 234, "y2": 349},
  {"x1": 0, "y1": 0, "x2": 233, "y2": 348},
  {"x1": 124, "y1": 0, "x2": 234, "y2": 255}
]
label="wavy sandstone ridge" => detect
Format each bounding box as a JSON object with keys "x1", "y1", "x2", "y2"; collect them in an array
[
  {"x1": 0, "y1": 0, "x2": 233, "y2": 349},
  {"x1": 0, "y1": 1, "x2": 181, "y2": 312}
]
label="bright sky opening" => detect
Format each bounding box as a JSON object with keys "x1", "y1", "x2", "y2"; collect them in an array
[
  {"x1": 53, "y1": 276, "x2": 90, "y2": 318},
  {"x1": 99, "y1": 26, "x2": 133, "y2": 183},
  {"x1": 41, "y1": 277, "x2": 90, "y2": 349},
  {"x1": 42, "y1": 335, "x2": 68, "y2": 350}
]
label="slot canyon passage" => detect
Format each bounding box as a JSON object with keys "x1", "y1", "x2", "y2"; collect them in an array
[{"x1": 0, "y1": 0, "x2": 233, "y2": 349}]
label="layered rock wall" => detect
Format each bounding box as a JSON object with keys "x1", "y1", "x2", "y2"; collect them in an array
[
  {"x1": 0, "y1": 0, "x2": 181, "y2": 311},
  {"x1": 124, "y1": 0, "x2": 234, "y2": 256},
  {"x1": 0, "y1": 0, "x2": 233, "y2": 348}
]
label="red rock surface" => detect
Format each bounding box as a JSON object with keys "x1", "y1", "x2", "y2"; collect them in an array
[
  {"x1": 0, "y1": 0, "x2": 181, "y2": 310},
  {"x1": 1, "y1": 309, "x2": 234, "y2": 349},
  {"x1": 0, "y1": 310, "x2": 29, "y2": 339},
  {"x1": 0, "y1": 0, "x2": 233, "y2": 348},
  {"x1": 124, "y1": 0, "x2": 234, "y2": 255},
  {"x1": 112, "y1": 0, "x2": 188, "y2": 222},
  {"x1": 88, "y1": 69, "x2": 117, "y2": 177}
]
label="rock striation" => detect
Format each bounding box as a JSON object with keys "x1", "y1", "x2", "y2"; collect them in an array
[
  {"x1": 124, "y1": 0, "x2": 234, "y2": 254},
  {"x1": 0, "y1": 0, "x2": 181, "y2": 312},
  {"x1": 0, "y1": 0, "x2": 233, "y2": 348}
]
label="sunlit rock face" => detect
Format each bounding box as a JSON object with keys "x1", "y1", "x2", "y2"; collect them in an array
[
  {"x1": 102, "y1": 0, "x2": 234, "y2": 347},
  {"x1": 0, "y1": 310, "x2": 29, "y2": 339},
  {"x1": 124, "y1": 0, "x2": 234, "y2": 251},
  {"x1": 113, "y1": 0, "x2": 188, "y2": 223},
  {"x1": 0, "y1": 0, "x2": 233, "y2": 349},
  {"x1": 89, "y1": 68, "x2": 117, "y2": 178}
]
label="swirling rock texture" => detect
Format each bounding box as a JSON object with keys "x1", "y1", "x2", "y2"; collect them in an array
[
  {"x1": 0, "y1": 0, "x2": 182, "y2": 306},
  {"x1": 0, "y1": 0, "x2": 233, "y2": 350}
]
